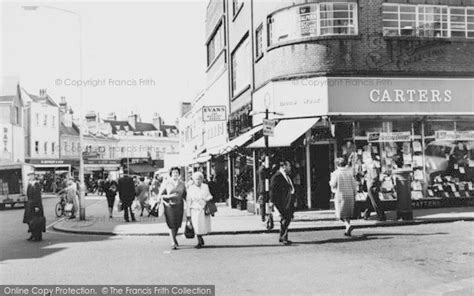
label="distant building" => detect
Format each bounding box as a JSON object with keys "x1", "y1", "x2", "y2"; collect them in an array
[{"x1": 0, "y1": 84, "x2": 24, "y2": 164}]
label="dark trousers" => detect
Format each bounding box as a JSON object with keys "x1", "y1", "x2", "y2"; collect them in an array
[
  {"x1": 123, "y1": 203, "x2": 135, "y2": 221},
  {"x1": 279, "y1": 213, "x2": 292, "y2": 242},
  {"x1": 258, "y1": 193, "x2": 269, "y2": 221},
  {"x1": 364, "y1": 182, "x2": 386, "y2": 220}
]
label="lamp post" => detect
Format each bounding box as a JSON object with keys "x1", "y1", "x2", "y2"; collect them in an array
[
  {"x1": 23, "y1": 5, "x2": 86, "y2": 220},
  {"x1": 249, "y1": 108, "x2": 283, "y2": 219}
]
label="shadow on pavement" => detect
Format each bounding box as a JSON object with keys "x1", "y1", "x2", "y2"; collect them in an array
[
  {"x1": 0, "y1": 229, "x2": 113, "y2": 262},
  {"x1": 360, "y1": 232, "x2": 449, "y2": 237}
]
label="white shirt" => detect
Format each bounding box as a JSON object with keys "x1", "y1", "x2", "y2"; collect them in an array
[{"x1": 281, "y1": 171, "x2": 295, "y2": 194}]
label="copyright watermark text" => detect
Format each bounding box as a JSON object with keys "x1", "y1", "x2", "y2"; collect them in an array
[{"x1": 55, "y1": 78, "x2": 156, "y2": 88}]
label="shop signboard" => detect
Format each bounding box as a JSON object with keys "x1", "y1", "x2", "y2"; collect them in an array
[
  {"x1": 435, "y1": 130, "x2": 474, "y2": 141},
  {"x1": 328, "y1": 78, "x2": 474, "y2": 114},
  {"x1": 84, "y1": 159, "x2": 121, "y2": 165},
  {"x1": 202, "y1": 106, "x2": 227, "y2": 122},
  {"x1": 367, "y1": 132, "x2": 411, "y2": 143},
  {"x1": 26, "y1": 159, "x2": 76, "y2": 165},
  {"x1": 263, "y1": 119, "x2": 276, "y2": 137}
]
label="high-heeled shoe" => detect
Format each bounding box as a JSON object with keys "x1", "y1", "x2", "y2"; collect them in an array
[
  {"x1": 194, "y1": 243, "x2": 202, "y2": 249},
  {"x1": 171, "y1": 244, "x2": 178, "y2": 250},
  {"x1": 344, "y1": 226, "x2": 354, "y2": 237}
]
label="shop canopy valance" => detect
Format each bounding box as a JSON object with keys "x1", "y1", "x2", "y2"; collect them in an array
[
  {"x1": 128, "y1": 163, "x2": 157, "y2": 174},
  {"x1": 247, "y1": 118, "x2": 320, "y2": 148},
  {"x1": 216, "y1": 125, "x2": 263, "y2": 155}
]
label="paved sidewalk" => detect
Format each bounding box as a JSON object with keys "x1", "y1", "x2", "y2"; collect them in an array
[{"x1": 52, "y1": 196, "x2": 474, "y2": 236}]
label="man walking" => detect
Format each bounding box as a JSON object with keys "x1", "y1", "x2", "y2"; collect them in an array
[
  {"x1": 363, "y1": 159, "x2": 386, "y2": 221},
  {"x1": 118, "y1": 173, "x2": 136, "y2": 222},
  {"x1": 257, "y1": 155, "x2": 267, "y2": 222},
  {"x1": 269, "y1": 160, "x2": 296, "y2": 245}
]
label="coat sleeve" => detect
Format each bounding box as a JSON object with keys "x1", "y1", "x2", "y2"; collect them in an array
[
  {"x1": 269, "y1": 174, "x2": 280, "y2": 204},
  {"x1": 203, "y1": 184, "x2": 213, "y2": 201}
]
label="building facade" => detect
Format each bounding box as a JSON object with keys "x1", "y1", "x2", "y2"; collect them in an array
[{"x1": 0, "y1": 85, "x2": 24, "y2": 164}]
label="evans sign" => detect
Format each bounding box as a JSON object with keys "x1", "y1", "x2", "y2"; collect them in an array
[{"x1": 202, "y1": 106, "x2": 227, "y2": 122}]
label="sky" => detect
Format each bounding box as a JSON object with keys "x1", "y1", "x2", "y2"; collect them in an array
[{"x1": 0, "y1": 0, "x2": 207, "y2": 125}]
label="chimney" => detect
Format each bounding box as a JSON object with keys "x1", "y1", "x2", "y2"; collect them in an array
[
  {"x1": 180, "y1": 102, "x2": 192, "y2": 116},
  {"x1": 153, "y1": 112, "x2": 162, "y2": 131},
  {"x1": 59, "y1": 97, "x2": 67, "y2": 114},
  {"x1": 39, "y1": 89, "x2": 47, "y2": 98},
  {"x1": 85, "y1": 111, "x2": 97, "y2": 122},
  {"x1": 107, "y1": 112, "x2": 117, "y2": 121},
  {"x1": 128, "y1": 112, "x2": 137, "y2": 129}
]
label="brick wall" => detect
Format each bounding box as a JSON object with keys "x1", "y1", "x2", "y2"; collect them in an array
[{"x1": 253, "y1": 0, "x2": 474, "y2": 90}]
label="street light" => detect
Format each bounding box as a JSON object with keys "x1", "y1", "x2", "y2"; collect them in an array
[
  {"x1": 249, "y1": 108, "x2": 283, "y2": 224},
  {"x1": 22, "y1": 5, "x2": 86, "y2": 220}
]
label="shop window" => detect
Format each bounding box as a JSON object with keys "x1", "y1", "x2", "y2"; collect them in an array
[
  {"x1": 354, "y1": 121, "x2": 383, "y2": 137},
  {"x1": 455, "y1": 121, "x2": 474, "y2": 131},
  {"x1": 424, "y1": 121, "x2": 455, "y2": 137}
]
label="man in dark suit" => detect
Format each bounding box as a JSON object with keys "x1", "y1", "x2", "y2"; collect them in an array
[
  {"x1": 269, "y1": 160, "x2": 296, "y2": 245},
  {"x1": 118, "y1": 173, "x2": 136, "y2": 222},
  {"x1": 23, "y1": 173, "x2": 45, "y2": 241}
]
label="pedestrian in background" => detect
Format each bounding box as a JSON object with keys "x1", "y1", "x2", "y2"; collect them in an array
[
  {"x1": 257, "y1": 154, "x2": 268, "y2": 222},
  {"x1": 159, "y1": 167, "x2": 187, "y2": 250},
  {"x1": 118, "y1": 173, "x2": 136, "y2": 222},
  {"x1": 269, "y1": 160, "x2": 296, "y2": 246},
  {"x1": 364, "y1": 159, "x2": 387, "y2": 221},
  {"x1": 136, "y1": 176, "x2": 150, "y2": 217},
  {"x1": 330, "y1": 157, "x2": 357, "y2": 236},
  {"x1": 23, "y1": 173, "x2": 45, "y2": 242},
  {"x1": 104, "y1": 176, "x2": 118, "y2": 218},
  {"x1": 186, "y1": 171, "x2": 213, "y2": 249}
]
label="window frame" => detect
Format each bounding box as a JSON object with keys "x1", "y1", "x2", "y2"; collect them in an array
[
  {"x1": 255, "y1": 23, "x2": 264, "y2": 60},
  {"x1": 206, "y1": 20, "x2": 226, "y2": 67},
  {"x1": 233, "y1": 0, "x2": 244, "y2": 20},
  {"x1": 267, "y1": 2, "x2": 358, "y2": 48},
  {"x1": 382, "y1": 3, "x2": 474, "y2": 39},
  {"x1": 231, "y1": 33, "x2": 251, "y2": 99}
]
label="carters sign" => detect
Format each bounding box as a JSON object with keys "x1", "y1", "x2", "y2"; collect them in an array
[
  {"x1": 202, "y1": 106, "x2": 227, "y2": 122},
  {"x1": 328, "y1": 78, "x2": 474, "y2": 115}
]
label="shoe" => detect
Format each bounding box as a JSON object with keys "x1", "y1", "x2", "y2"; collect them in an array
[
  {"x1": 345, "y1": 226, "x2": 354, "y2": 237},
  {"x1": 171, "y1": 244, "x2": 178, "y2": 250},
  {"x1": 69, "y1": 216, "x2": 76, "y2": 220},
  {"x1": 109, "y1": 215, "x2": 113, "y2": 218},
  {"x1": 280, "y1": 240, "x2": 292, "y2": 245},
  {"x1": 125, "y1": 219, "x2": 130, "y2": 222},
  {"x1": 194, "y1": 244, "x2": 202, "y2": 249},
  {"x1": 27, "y1": 236, "x2": 33, "y2": 241},
  {"x1": 132, "y1": 219, "x2": 137, "y2": 222},
  {"x1": 378, "y1": 216, "x2": 387, "y2": 222},
  {"x1": 140, "y1": 213, "x2": 143, "y2": 217}
]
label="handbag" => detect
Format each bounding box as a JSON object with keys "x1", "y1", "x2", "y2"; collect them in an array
[
  {"x1": 184, "y1": 219, "x2": 195, "y2": 239},
  {"x1": 204, "y1": 201, "x2": 217, "y2": 216}
]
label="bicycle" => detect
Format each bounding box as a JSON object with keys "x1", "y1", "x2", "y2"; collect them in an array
[{"x1": 55, "y1": 193, "x2": 74, "y2": 218}]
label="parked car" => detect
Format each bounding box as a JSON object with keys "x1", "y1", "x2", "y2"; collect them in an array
[{"x1": 425, "y1": 140, "x2": 473, "y2": 180}]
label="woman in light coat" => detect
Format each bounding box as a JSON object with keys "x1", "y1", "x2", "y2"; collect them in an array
[
  {"x1": 330, "y1": 157, "x2": 357, "y2": 236},
  {"x1": 186, "y1": 172, "x2": 213, "y2": 248}
]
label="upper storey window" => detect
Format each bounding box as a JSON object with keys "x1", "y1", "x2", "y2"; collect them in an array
[
  {"x1": 268, "y1": 2, "x2": 358, "y2": 46},
  {"x1": 383, "y1": 4, "x2": 474, "y2": 39},
  {"x1": 207, "y1": 22, "x2": 225, "y2": 66}
]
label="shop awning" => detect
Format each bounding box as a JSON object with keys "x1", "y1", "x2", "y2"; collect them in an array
[
  {"x1": 128, "y1": 163, "x2": 157, "y2": 174},
  {"x1": 247, "y1": 118, "x2": 319, "y2": 148},
  {"x1": 220, "y1": 125, "x2": 263, "y2": 154}
]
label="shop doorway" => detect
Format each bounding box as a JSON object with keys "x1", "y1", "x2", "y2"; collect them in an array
[{"x1": 310, "y1": 143, "x2": 335, "y2": 209}]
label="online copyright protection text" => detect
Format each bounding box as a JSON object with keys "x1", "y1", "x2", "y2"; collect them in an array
[{"x1": 1, "y1": 285, "x2": 215, "y2": 296}]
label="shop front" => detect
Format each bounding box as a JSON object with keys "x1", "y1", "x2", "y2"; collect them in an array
[
  {"x1": 249, "y1": 76, "x2": 474, "y2": 210},
  {"x1": 328, "y1": 77, "x2": 474, "y2": 208},
  {"x1": 25, "y1": 158, "x2": 77, "y2": 193}
]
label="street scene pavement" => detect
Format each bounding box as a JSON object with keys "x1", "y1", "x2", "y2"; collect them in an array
[{"x1": 0, "y1": 194, "x2": 473, "y2": 295}]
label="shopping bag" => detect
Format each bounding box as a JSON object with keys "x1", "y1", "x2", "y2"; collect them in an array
[
  {"x1": 184, "y1": 219, "x2": 195, "y2": 239},
  {"x1": 132, "y1": 200, "x2": 141, "y2": 211},
  {"x1": 117, "y1": 200, "x2": 123, "y2": 212}
]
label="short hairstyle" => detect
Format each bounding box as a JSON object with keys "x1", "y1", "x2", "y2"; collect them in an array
[
  {"x1": 335, "y1": 157, "x2": 347, "y2": 167},
  {"x1": 169, "y1": 167, "x2": 181, "y2": 176},
  {"x1": 192, "y1": 171, "x2": 204, "y2": 181},
  {"x1": 278, "y1": 160, "x2": 291, "y2": 169}
]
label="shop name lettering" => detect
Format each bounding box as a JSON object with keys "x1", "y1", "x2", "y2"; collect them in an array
[
  {"x1": 279, "y1": 98, "x2": 321, "y2": 106},
  {"x1": 369, "y1": 89, "x2": 452, "y2": 103}
]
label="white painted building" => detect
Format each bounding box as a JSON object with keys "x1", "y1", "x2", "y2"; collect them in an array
[{"x1": 0, "y1": 85, "x2": 25, "y2": 164}]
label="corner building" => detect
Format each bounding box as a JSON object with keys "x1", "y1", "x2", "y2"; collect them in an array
[{"x1": 237, "y1": 0, "x2": 474, "y2": 210}]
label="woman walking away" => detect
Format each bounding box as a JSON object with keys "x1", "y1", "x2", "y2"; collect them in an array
[
  {"x1": 159, "y1": 167, "x2": 187, "y2": 250},
  {"x1": 104, "y1": 176, "x2": 118, "y2": 218},
  {"x1": 330, "y1": 157, "x2": 357, "y2": 236},
  {"x1": 186, "y1": 172, "x2": 213, "y2": 249},
  {"x1": 136, "y1": 177, "x2": 150, "y2": 217}
]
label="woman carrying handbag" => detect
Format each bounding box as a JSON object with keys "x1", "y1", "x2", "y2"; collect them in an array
[{"x1": 186, "y1": 172, "x2": 213, "y2": 249}]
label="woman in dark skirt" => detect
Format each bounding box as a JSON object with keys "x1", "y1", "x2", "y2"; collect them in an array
[
  {"x1": 104, "y1": 176, "x2": 118, "y2": 218},
  {"x1": 159, "y1": 167, "x2": 187, "y2": 250}
]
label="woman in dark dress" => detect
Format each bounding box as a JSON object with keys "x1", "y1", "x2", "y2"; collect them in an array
[
  {"x1": 158, "y1": 167, "x2": 187, "y2": 250},
  {"x1": 22, "y1": 173, "x2": 45, "y2": 242},
  {"x1": 104, "y1": 176, "x2": 118, "y2": 218}
]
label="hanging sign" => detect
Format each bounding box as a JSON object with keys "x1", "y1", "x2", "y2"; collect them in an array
[{"x1": 263, "y1": 119, "x2": 276, "y2": 137}]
